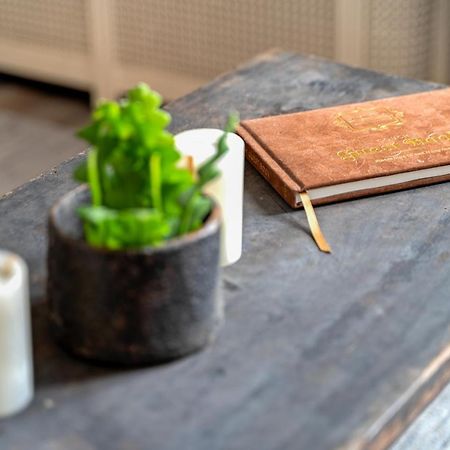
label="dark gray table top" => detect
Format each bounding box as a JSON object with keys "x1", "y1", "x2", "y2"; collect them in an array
[{"x1": 1, "y1": 51, "x2": 449, "y2": 450}]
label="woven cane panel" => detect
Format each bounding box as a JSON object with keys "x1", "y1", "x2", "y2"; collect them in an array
[
  {"x1": 368, "y1": 0, "x2": 434, "y2": 80},
  {"x1": 0, "y1": 0, "x2": 87, "y2": 53},
  {"x1": 114, "y1": 0, "x2": 335, "y2": 78}
]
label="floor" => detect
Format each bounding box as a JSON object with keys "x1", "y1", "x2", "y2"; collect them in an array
[
  {"x1": 0, "y1": 76, "x2": 449, "y2": 450},
  {"x1": 0, "y1": 75, "x2": 90, "y2": 195}
]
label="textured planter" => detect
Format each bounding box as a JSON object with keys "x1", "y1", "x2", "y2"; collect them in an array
[{"x1": 47, "y1": 186, "x2": 222, "y2": 365}]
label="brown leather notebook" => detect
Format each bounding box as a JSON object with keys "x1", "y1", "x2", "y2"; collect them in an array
[{"x1": 237, "y1": 88, "x2": 450, "y2": 208}]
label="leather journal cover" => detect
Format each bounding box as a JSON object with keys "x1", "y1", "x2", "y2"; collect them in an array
[{"x1": 237, "y1": 88, "x2": 450, "y2": 209}]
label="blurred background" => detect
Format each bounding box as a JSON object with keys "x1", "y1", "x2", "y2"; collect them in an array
[
  {"x1": 1, "y1": 1, "x2": 450, "y2": 448},
  {"x1": 0, "y1": 0, "x2": 449, "y2": 192}
]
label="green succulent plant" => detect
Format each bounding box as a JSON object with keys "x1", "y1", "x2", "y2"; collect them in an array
[{"x1": 74, "y1": 83, "x2": 238, "y2": 250}]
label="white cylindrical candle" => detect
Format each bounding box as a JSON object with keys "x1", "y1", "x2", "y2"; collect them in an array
[
  {"x1": 0, "y1": 251, "x2": 33, "y2": 418},
  {"x1": 175, "y1": 129, "x2": 245, "y2": 266}
]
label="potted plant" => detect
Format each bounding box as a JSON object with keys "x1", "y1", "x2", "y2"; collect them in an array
[{"x1": 47, "y1": 83, "x2": 238, "y2": 364}]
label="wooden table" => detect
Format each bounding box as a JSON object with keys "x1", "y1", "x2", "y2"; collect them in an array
[{"x1": 1, "y1": 51, "x2": 449, "y2": 450}]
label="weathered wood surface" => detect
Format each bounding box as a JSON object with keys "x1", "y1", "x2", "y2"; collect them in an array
[{"x1": 0, "y1": 51, "x2": 449, "y2": 450}]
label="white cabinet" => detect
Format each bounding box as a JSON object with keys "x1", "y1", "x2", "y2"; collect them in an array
[{"x1": 0, "y1": 0, "x2": 448, "y2": 102}]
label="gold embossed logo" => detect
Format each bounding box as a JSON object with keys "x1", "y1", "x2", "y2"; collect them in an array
[{"x1": 334, "y1": 107, "x2": 404, "y2": 132}]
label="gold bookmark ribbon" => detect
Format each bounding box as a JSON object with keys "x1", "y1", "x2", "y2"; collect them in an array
[{"x1": 299, "y1": 191, "x2": 332, "y2": 253}]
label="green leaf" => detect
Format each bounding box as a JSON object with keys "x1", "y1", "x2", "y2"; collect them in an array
[
  {"x1": 78, "y1": 206, "x2": 170, "y2": 249},
  {"x1": 87, "y1": 148, "x2": 102, "y2": 206},
  {"x1": 178, "y1": 112, "x2": 239, "y2": 234},
  {"x1": 197, "y1": 112, "x2": 239, "y2": 188},
  {"x1": 150, "y1": 153, "x2": 162, "y2": 211},
  {"x1": 75, "y1": 82, "x2": 239, "y2": 250}
]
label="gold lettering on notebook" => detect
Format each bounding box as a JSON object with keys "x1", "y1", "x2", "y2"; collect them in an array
[
  {"x1": 337, "y1": 131, "x2": 450, "y2": 162},
  {"x1": 334, "y1": 107, "x2": 404, "y2": 132},
  {"x1": 376, "y1": 146, "x2": 450, "y2": 163},
  {"x1": 337, "y1": 143, "x2": 400, "y2": 161}
]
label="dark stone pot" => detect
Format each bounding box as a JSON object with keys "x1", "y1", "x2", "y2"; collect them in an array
[{"x1": 47, "y1": 186, "x2": 222, "y2": 365}]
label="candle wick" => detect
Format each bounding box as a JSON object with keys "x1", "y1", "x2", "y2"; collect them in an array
[
  {"x1": 0, "y1": 256, "x2": 15, "y2": 280},
  {"x1": 186, "y1": 155, "x2": 196, "y2": 177}
]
